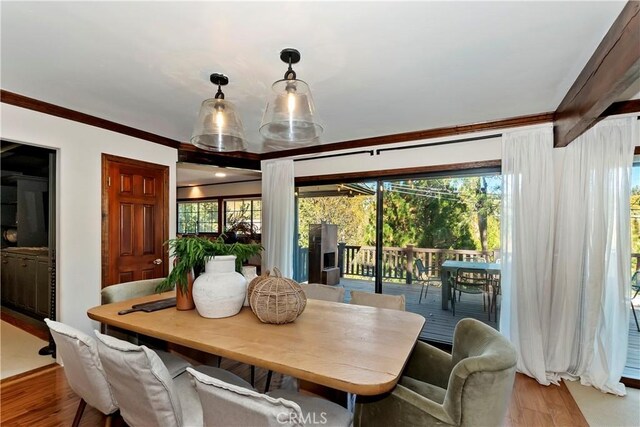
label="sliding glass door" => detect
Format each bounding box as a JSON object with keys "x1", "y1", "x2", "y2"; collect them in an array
[
  {"x1": 380, "y1": 171, "x2": 502, "y2": 343},
  {"x1": 293, "y1": 182, "x2": 378, "y2": 299}
]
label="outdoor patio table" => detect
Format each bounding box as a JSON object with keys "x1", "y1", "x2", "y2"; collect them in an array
[
  {"x1": 88, "y1": 292, "x2": 425, "y2": 395},
  {"x1": 440, "y1": 260, "x2": 501, "y2": 310}
]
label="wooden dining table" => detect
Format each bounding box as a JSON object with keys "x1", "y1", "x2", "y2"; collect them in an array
[
  {"x1": 87, "y1": 292, "x2": 425, "y2": 396},
  {"x1": 439, "y1": 260, "x2": 501, "y2": 310}
]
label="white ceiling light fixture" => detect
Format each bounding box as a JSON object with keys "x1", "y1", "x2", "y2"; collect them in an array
[
  {"x1": 260, "y1": 48, "x2": 323, "y2": 143},
  {"x1": 191, "y1": 73, "x2": 246, "y2": 152},
  {"x1": 214, "y1": 172, "x2": 227, "y2": 178}
]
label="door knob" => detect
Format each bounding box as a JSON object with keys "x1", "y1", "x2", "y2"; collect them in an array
[{"x1": 153, "y1": 259, "x2": 163, "y2": 265}]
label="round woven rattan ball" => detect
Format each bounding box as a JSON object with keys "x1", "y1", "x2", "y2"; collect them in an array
[
  {"x1": 247, "y1": 270, "x2": 270, "y2": 301},
  {"x1": 249, "y1": 268, "x2": 306, "y2": 324}
]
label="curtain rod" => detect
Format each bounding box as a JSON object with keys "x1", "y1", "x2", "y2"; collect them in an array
[
  {"x1": 375, "y1": 133, "x2": 501, "y2": 155},
  {"x1": 294, "y1": 150, "x2": 374, "y2": 162},
  {"x1": 293, "y1": 133, "x2": 503, "y2": 163}
]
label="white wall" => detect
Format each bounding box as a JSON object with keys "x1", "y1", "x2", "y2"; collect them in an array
[
  {"x1": 178, "y1": 180, "x2": 261, "y2": 199},
  {"x1": 0, "y1": 104, "x2": 177, "y2": 334},
  {"x1": 292, "y1": 131, "x2": 504, "y2": 178}
]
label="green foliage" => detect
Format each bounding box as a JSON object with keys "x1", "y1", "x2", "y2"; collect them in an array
[
  {"x1": 157, "y1": 236, "x2": 262, "y2": 293},
  {"x1": 299, "y1": 176, "x2": 502, "y2": 252},
  {"x1": 298, "y1": 196, "x2": 373, "y2": 246}
]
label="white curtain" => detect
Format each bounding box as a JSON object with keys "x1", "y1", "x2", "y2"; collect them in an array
[
  {"x1": 500, "y1": 125, "x2": 556, "y2": 384},
  {"x1": 547, "y1": 117, "x2": 636, "y2": 395},
  {"x1": 261, "y1": 159, "x2": 295, "y2": 277}
]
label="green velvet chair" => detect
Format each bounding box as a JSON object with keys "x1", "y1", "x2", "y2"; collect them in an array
[{"x1": 354, "y1": 318, "x2": 517, "y2": 427}]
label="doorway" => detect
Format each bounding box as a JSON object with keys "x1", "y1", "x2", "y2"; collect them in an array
[
  {"x1": 101, "y1": 155, "x2": 169, "y2": 287},
  {"x1": 0, "y1": 141, "x2": 57, "y2": 379}
]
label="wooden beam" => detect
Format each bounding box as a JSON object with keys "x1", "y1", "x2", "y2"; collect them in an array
[
  {"x1": 178, "y1": 143, "x2": 261, "y2": 170},
  {"x1": 600, "y1": 99, "x2": 640, "y2": 117},
  {"x1": 554, "y1": 1, "x2": 640, "y2": 147}
]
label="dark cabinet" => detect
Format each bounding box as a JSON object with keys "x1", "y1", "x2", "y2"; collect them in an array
[
  {"x1": 1, "y1": 249, "x2": 50, "y2": 319},
  {"x1": 1, "y1": 253, "x2": 16, "y2": 302},
  {"x1": 18, "y1": 257, "x2": 37, "y2": 310}
]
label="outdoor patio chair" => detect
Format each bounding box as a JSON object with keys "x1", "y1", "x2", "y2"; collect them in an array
[
  {"x1": 632, "y1": 270, "x2": 640, "y2": 332},
  {"x1": 415, "y1": 258, "x2": 441, "y2": 304},
  {"x1": 450, "y1": 268, "x2": 494, "y2": 321}
]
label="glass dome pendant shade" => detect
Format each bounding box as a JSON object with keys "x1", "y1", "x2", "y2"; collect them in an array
[
  {"x1": 191, "y1": 73, "x2": 246, "y2": 152},
  {"x1": 260, "y1": 48, "x2": 323, "y2": 142}
]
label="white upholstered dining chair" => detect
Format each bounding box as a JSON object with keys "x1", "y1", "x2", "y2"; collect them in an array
[
  {"x1": 349, "y1": 290, "x2": 405, "y2": 311},
  {"x1": 300, "y1": 283, "x2": 346, "y2": 303},
  {"x1": 94, "y1": 330, "x2": 255, "y2": 427},
  {"x1": 45, "y1": 319, "x2": 119, "y2": 427},
  {"x1": 187, "y1": 367, "x2": 353, "y2": 427}
]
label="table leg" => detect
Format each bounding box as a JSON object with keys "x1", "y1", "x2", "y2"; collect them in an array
[{"x1": 441, "y1": 268, "x2": 449, "y2": 310}]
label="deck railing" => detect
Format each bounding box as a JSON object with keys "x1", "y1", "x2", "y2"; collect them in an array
[
  {"x1": 295, "y1": 248, "x2": 640, "y2": 284},
  {"x1": 339, "y1": 245, "x2": 498, "y2": 283}
]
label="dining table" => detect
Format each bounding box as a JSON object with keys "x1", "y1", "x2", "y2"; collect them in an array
[
  {"x1": 439, "y1": 260, "x2": 501, "y2": 310},
  {"x1": 87, "y1": 292, "x2": 425, "y2": 396}
]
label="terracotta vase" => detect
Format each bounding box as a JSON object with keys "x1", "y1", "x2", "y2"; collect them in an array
[{"x1": 176, "y1": 269, "x2": 195, "y2": 311}]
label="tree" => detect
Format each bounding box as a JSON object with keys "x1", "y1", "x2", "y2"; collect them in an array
[{"x1": 297, "y1": 195, "x2": 374, "y2": 247}]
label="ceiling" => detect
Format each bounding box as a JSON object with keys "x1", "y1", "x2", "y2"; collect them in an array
[
  {"x1": 0, "y1": 1, "x2": 628, "y2": 153},
  {"x1": 177, "y1": 162, "x2": 260, "y2": 187}
]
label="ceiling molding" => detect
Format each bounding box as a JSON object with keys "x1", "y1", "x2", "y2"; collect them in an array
[
  {"x1": 1, "y1": 89, "x2": 260, "y2": 169},
  {"x1": 295, "y1": 160, "x2": 501, "y2": 186},
  {"x1": 554, "y1": 1, "x2": 640, "y2": 147},
  {"x1": 263, "y1": 113, "x2": 553, "y2": 160},
  {"x1": 177, "y1": 143, "x2": 261, "y2": 170},
  {"x1": 600, "y1": 99, "x2": 640, "y2": 117},
  {"x1": 1, "y1": 89, "x2": 181, "y2": 149}
]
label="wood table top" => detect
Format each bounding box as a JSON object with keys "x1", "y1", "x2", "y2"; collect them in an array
[{"x1": 87, "y1": 292, "x2": 425, "y2": 395}]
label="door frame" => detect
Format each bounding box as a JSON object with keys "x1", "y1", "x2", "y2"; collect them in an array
[{"x1": 101, "y1": 154, "x2": 169, "y2": 288}]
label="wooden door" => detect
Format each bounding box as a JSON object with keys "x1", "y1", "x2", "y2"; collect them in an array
[{"x1": 102, "y1": 155, "x2": 169, "y2": 287}]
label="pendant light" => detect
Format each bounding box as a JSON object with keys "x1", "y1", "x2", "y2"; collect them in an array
[
  {"x1": 191, "y1": 73, "x2": 246, "y2": 152},
  {"x1": 260, "y1": 48, "x2": 323, "y2": 142}
]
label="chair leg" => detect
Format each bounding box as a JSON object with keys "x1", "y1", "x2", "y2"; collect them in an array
[
  {"x1": 632, "y1": 302, "x2": 640, "y2": 333},
  {"x1": 72, "y1": 399, "x2": 87, "y2": 427},
  {"x1": 104, "y1": 413, "x2": 115, "y2": 427},
  {"x1": 264, "y1": 370, "x2": 273, "y2": 393},
  {"x1": 451, "y1": 286, "x2": 456, "y2": 317},
  {"x1": 250, "y1": 365, "x2": 255, "y2": 387},
  {"x1": 217, "y1": 356, "x2": 222, "y2": 368}
]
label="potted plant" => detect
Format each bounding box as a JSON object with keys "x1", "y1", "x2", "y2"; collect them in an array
[{"x1": 156, "y1": 236, "x2": 262, "y2": 310}]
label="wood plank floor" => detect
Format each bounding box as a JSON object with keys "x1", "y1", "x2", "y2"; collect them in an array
[
  {"x1": 341, "y1": 277, "x2": 498, "y2": 343},
  {"x1": 0, "y1": 364, "x2": 588, "y2": 426}
]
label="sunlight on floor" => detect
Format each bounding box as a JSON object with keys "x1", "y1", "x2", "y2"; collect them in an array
[{"x1": 0, "y1": 321, "x2": 54, "y2": 379}]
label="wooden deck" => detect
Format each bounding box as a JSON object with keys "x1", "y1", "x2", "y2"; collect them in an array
[
  {"x1": 339, "y1": 278, "x2": 640, "y2": 380},
  {"x1": 624, "y1": 303, "x2": 640, "y2": 379},
  {"x1": 339, "y1": 277, "x2": 497, "y2": 344}
]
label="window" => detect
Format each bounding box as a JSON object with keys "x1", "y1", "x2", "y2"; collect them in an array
[
  {"x1": 177, "y1": 201, "x2": 219, "y2": 234},
  {"x1": 224, "y1": 199, "x2": 261, "y2": 234}
]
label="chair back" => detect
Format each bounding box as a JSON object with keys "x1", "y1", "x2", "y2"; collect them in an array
[
  {"x1": 445, "y1": 318, "x2": 517, "y2": 426},
  {"x1": 44, "y1": 319, "x2": 118, "y2": 415},
  {"x1": 300, "y1": 283, "x2": 345, "y2": 303},
  {"x1": 453, "y1": 268, "x2": 489, "y2": 294},
  {"x1": 349, "y1": 290, "x2": 405, "y2": 311},
  {"x1": 101, "y1": 278, "x2": 167, "y2": 304},
  {"x1": 632, "y1": 270, "x2": 640, "y2": 290},
  {"x1": 188, "y1": 367, "x2": 304, "y2": 427},
  {"x1": 94, "y1": 331, "x2": 185, "y2": 427}
]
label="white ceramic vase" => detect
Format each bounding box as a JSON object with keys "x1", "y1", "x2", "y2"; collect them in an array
[
  {"x1": 241, "y1": 266, "x2": 258, "y2": 306},
  {"x1": 193, "y1": 255, "x2": 247, "y2": 318}
]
